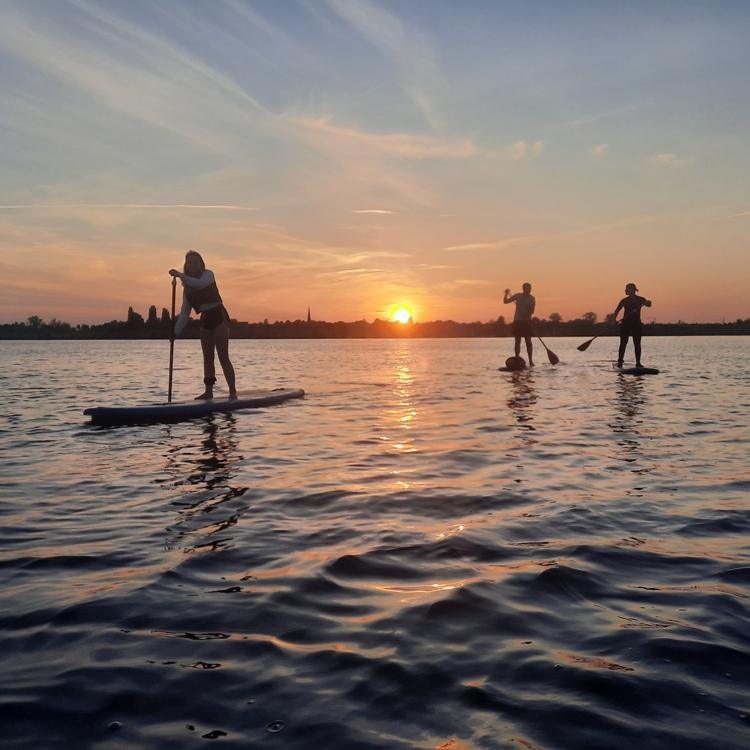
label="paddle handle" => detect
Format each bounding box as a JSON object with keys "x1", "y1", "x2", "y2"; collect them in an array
[{"x1": 168, "y1": 276, "x2": 176, "y2": 403}]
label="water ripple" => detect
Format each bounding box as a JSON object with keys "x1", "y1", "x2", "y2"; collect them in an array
[{"x1": 1, "y1": 338, "x2": 750, "y2": 749}]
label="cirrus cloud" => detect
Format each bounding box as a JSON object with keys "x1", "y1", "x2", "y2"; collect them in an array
[
  {"x1": 293, "y1": 117, "x2": 477, "y2": 159},
  {"x1": 650, "y1": 153, "x2": 694, "y2": 167}
]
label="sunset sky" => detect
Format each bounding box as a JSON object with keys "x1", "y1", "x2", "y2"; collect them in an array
[{"x1": 1, "y1": 0, "x2": 749, "y2": 325}]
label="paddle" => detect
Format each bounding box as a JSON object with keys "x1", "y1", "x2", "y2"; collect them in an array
[
  {"x1": 168, "y1": 276, "x2": 176, "y2": 402},
  {"x1": 537, "y1": 336, "x2": 560, "y2": 364},
  {"x1": 577, "y1": 307, "x2": 640, "y2": 352}
]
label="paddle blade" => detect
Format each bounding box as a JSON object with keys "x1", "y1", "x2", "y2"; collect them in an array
[
  {"x1": 547, "y1": 350, "x2": 560, "y2": 365},
  {"x1": 577, "y1": 339, "x2": 593, "y2": 352}
]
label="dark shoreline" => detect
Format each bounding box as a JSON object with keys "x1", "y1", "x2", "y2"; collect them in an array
[{"x1": 2, "y1": 316, "x2": 749, "y2": 340}]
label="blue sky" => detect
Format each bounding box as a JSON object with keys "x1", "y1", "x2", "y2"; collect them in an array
[{"x1": 1, "y1": 0, "x2": 748, "y2": 324}]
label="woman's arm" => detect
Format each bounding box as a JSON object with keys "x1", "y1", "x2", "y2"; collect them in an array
[
  {"x1": 173, "y1": 291, "x2": 192, "y2": 338},
  {"x1": 169, "y1": 269, "x2": 215, "y2": 289}
]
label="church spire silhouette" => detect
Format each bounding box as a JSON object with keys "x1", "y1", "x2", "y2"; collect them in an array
[{"x1": 307, "y1": 306, "x2": 311, "y2": 323}]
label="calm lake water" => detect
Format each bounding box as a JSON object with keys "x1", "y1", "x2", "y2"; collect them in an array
[{"x1": 2, "y1": 336, "x2": 750, "y2": 750}]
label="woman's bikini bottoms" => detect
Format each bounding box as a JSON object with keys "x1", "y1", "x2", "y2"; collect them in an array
[{"x1": 200, "y1": 305, "x2": 230, "y2": 332}]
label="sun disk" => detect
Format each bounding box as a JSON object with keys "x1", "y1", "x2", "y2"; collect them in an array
[{"x1": 391, "y1": 305, "x2": 413, "y2": 324}]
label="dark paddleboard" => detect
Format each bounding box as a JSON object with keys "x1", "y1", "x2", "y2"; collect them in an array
[
  {"x1": 614, "y1": 366, "x2": 659, "y2": 375},
  {"x1": 498, "y1": 366, "x2": 528, "y2": 372},
  {"x1": 84, "y1": 388, "x2": 304, "y2": 426}
]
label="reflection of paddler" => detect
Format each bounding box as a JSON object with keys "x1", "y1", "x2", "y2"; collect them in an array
[
  {"x1": 170, "y1": 251, "x2": 237, "y2": 400},
  {"x1": 613, "y1": 283, "x2": 652, "y2": 368},
  {"x1": 503, "y1": 283, "x2": 536, "y2": 367}
]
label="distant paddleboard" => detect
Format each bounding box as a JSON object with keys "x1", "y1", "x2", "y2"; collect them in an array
[
  {"x1": 614, "y1": 365, "x2": 659, "y2": 375},
  {"x1": 84, "y1": 388, "x2": 304, "y2": 426}
]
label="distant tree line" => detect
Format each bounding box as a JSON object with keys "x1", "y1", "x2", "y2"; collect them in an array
[
  {"x1": 0, "y1": 307, "x2": 172, "y2": 340},
  {"x1": 2, "y1": 309, "x2": 749, "y2": 340}
]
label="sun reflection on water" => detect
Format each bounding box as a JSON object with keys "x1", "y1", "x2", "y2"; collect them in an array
[{"x1": 388, "y1": 347, "x2": 419, "y2": 453}]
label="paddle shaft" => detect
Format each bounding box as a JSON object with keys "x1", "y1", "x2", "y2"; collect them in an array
[
  {"x1": 168, "y1": 277, "x2": 176, "y2": 403},
  {"x1": 577, "y1": 307, "x2": 642, "y2": 351}
]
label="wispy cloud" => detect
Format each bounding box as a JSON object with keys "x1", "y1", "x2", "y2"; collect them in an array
[
  {"x1": 294, "y1": 118, "x2": 476, "y2": 159},
  {"x1": 650, "y1": 153, "x2": 694, "y2": 167},
  {"x1": 0, "y1": 204, "x2": 260, "y2": 211},
  {"x1": 444, "y1": 235, "x2": 548, "y2": 252},
  {"x1": 712, "y1": 209, "x2": 750, "y2": 220},
  {"x1": 0, "y1": 1, "x2": 277, "y2": 155},
  {"x1": 485, "y1": 141, "x2": 544, "y2": 160},
  {"x1": 352, "y1": 209, "x2": 394, "y2": 214},
  {"x1": 326, "y1": 0, "x2": 441, "y2": 129},
  {"x1": 590, "y1": 144, "x2": 609, "y2": 156},
  {"x1": 327, "y1": 250, "x2": 411, "y2": 263},
  {"x1": 486, "y1": 141, "x2": 526, "y2": 160},
  {"x1": 294, "y1": 117, "x2": 544, "y2": 167},
  {"x1": 443, "y1": 214, "x2": 663, "y2": 253},
  {"x1": 545, "y1": 102, "x2": 651, "y2": 135}
]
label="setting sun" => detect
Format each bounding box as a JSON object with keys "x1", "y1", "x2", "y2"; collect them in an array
[{"x1": 391, "y1": 305, "x2": 413, "y2": 324}]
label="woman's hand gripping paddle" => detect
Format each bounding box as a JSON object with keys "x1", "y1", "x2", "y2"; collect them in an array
[{"x1": 168, "y1": 276, "x2": 176, "y2": 403}]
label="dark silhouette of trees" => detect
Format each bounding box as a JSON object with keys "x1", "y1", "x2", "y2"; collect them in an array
[
  {"x1": 146, "y1": 305, "x2": 159, "y2": 329},
  {"x1": 2, "y1": 309, "x2": 750, "y2": 340},
  {"x1": 127, "y1": 307, "x2": 144, "y2": 330}
]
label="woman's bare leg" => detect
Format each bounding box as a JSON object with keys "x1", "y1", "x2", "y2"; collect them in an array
[
  {"x1": 617, "y1": 335, "x2": 628, "y2": 367},
  {"x1": 213, "y1": 322, "x2": 236, "y2": 397},
  {"x1": 196, "y1": 329, "x2": 216, "y2": 399},
  {"x1": 634, "y1": 335, "x2": 643, "y2": 367}
]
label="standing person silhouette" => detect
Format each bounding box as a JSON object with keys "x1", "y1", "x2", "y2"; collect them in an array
[
  {"x1": 614, "y1": 283, "x2": 652, "y2": 368},
  {"x1": 504, "y1": 283, "x2": 536, "y2": 367},
  {"x1": 170, "y1": 251, "x2": 237, "y2": 400}
]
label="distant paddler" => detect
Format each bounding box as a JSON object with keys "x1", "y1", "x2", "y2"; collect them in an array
[
  {"x1": 170, "y1": 251, "x2": 237, "y2": 400},
  {"x1": 614, "y1": 283, "x2": 652, "y2": 368},
  {"x1": 504, "y1": 283, "x2": 536, "y2": 368}
]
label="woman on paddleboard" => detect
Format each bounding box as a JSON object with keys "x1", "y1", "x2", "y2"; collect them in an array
[
  {"x1": 613, "y1": 283, "x2": 652, "y2": 368},
  {"x1": 170, "y1": 251, "x2": 237, "y2": 400}
]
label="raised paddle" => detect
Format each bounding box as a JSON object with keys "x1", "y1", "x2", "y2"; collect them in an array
[
  {"x1": 168, "y1": 276, "x2": 177, "y2": 402},
  {"x1": 577, "y1": 307, "x2": 640, "y2": 352},
  {"x1": 537, "y1": 336, "x2": 560, "y2": 364}
]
